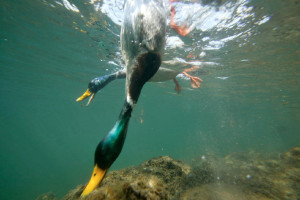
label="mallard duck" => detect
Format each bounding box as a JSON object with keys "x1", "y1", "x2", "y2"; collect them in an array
[
  {"x1": 80, "y1": 0, "x2": 167, "y2": 196},
  {"x1": 77, "y1": 0, "x2": 201, "y2": 106},
  {"x1": 77, "y1": 66, "x2": 202, "y2": 105}
]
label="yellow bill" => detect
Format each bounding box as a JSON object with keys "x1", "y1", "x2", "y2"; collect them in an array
[
  {"x1": 81, "y1": 164, "x2": 108, "y2": 196},
  {"x1": 76, "y1": 89, "x2": 95, "y2": 106},
  {"x1": 76, "y1": 89, "x2": 92, "y2": 102}
]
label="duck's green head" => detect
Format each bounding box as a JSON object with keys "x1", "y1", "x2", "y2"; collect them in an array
[
  {"x1": 81, "y1": 102, "x2": 132, "y2": 196},
  {"x1": 95, "y1": 101, "x2": 132, "y2": 168}
]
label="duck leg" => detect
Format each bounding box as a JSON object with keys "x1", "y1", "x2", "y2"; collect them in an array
[
  {"x1": 173, "y1": 78, "x2": 182, "y2": 93},
  {"x1": 182, "y1": 66, "x2": 203, "y2": 88}
]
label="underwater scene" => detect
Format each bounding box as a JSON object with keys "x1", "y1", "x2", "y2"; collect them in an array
[{"x1": 1, "y1": 0, "x2": 299, "y2": 199}]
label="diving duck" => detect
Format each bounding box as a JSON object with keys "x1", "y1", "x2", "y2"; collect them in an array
[
  {"x1": 77, "y1": 1, "x2": 201, "y2": 106},
  {"x1": 80, "y1": 0, "x2": 167, "y2": 196},
  {"x1": 77, "y1": 65, "x2": 202, "y2": 105}
]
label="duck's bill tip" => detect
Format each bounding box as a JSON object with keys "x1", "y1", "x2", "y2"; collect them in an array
[
  {"x1": 76, "y1": 89, "x2": 92, "y2": 102},
  {"x1": 81, "y1": 164, "x2": 108, "y2": 196},
  {"x1": 86, "y1": 93, "x2": 95, "y2": 106}
]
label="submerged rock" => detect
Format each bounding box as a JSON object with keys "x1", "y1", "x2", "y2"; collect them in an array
[
  {"x1": 39, "y1": 147, "x2": 299, "y2": 200},
  {"x1": 180, "y1": 184, "x2": 271, "y2": 200},
  {"x1": 35, "y1": 192, "x2": 57, "y2": 200},
  {"x1": 63, "y1": 156, "x2": 190, "y2": 200}
]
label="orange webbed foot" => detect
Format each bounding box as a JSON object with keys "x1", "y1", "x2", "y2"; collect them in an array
[
  {"x1": 173, "y1": 25, "x2": 191, "y2": 37},
  {"x1": 190, "y1": 76, "x2": 203, "y2": 88},
  {"x1": 182, "y1": 66, "x2": 203, "y2": 88},
  {"x1": 169, "y1": 0, "x2": 191, "y2": 37}
]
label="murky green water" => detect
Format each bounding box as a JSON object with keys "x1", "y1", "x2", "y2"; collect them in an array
[{"x1": 1, "y1": 0, "x2": 299, "y2": 199}]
